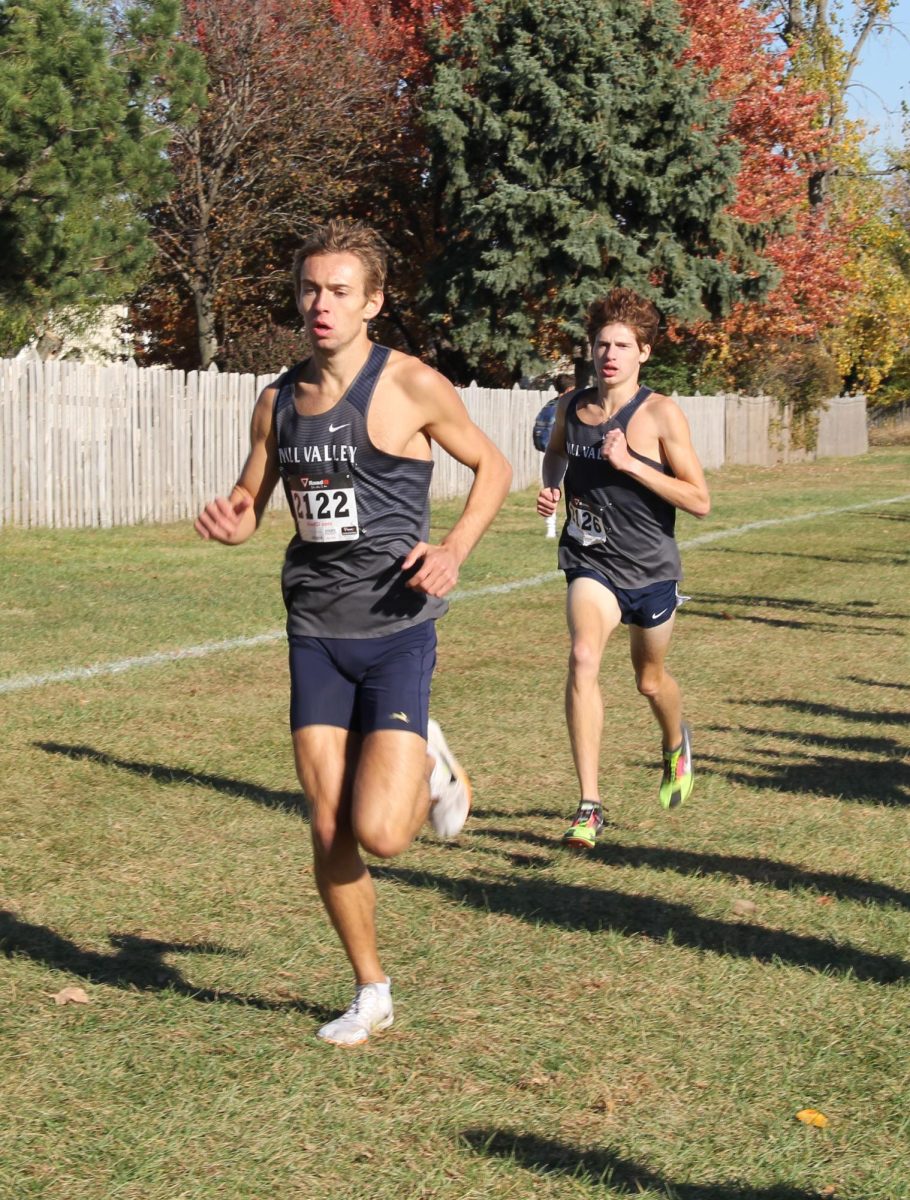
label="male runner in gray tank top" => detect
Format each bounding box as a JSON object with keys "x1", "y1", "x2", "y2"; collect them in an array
[
  {"x1": 195, "y1": 220, "x2": 511, "y2": 1045},
  {"x1": 537, "y1": 288, "x2": 710, "y2": 848}
]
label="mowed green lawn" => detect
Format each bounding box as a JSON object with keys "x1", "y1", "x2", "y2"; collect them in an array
[{"x1": 1, "y1": 448, "x2": 908, "y2": 1200}]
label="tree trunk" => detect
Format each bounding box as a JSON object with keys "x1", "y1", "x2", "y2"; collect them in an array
[{"x1": 193, "y1": 286, "x2": 219, "y2": 369}]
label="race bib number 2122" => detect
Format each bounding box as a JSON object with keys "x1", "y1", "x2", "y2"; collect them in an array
[{"x1": 288, "y1": 472, "x2": 359, "y2": 543}]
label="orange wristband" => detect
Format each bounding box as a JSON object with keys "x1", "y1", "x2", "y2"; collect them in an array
[{"x1": 231, "y1": 483, "x2": 254, "y2": 505}]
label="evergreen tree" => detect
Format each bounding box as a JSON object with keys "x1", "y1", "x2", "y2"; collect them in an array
[
  {"x1": 0, "y1": 0, "x2": 201, "y2": 354},
  {"x1": 421, "y1": 0, "x2": 775, "y2": 380}
]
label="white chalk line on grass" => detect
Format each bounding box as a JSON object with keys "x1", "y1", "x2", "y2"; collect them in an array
[{"x1": 3, "y1": 492, "x2": 908, "y2": 697}]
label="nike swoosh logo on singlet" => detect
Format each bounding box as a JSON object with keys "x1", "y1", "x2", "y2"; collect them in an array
[{"x1": 328, "y1": 422, "x2": 350, "y2": 433}]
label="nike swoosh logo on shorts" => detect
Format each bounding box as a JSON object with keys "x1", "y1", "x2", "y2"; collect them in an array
[
  {"x1": 328, "y1": 422, "x2": 350, "y2": 433},
  {"x1": 651, "y1": 608, "x2": 668, "y2": 620}
]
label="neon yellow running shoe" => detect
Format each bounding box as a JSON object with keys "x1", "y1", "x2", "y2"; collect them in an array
[
  {"x1": 561, "y1": 801, "x2": 605, "y2": 849},
  {"x1": 659, "y1": 723, "x2": 693, "y2": 809}
]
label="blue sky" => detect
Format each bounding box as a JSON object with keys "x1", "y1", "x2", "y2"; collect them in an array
[{"x1": 845, "y1": 0, "x2": 909, "y2": 158}]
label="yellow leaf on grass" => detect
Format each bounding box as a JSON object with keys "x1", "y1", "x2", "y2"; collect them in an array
[
  {"x1": 795, "y1": 1108, "x2": 829, "y2": 1128},
  {"x1": 53, "y1": 986, "x2": 90, "y2": 1006}
]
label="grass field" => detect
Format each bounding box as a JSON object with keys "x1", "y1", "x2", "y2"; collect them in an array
[{"x1": 1, "y1": 447, "x2": 908, "y2": 1200}]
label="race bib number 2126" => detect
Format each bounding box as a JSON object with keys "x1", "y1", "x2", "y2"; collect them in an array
[
  {"x1": 567, "y1": 497, "x2": 609, "y2": 547},
  {"x1": 288, "y1": 472, "x2": 359, "y2": 543}
]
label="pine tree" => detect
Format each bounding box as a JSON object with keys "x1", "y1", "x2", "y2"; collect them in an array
[
  {"x1": 420, "y1": 0, "x2": 775, "y2": 380},
  {"x1": 0, "y1": 0, "x2": 200, "y2": 353}
]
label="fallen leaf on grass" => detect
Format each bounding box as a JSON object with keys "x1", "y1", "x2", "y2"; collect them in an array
[
  {"x1": 732, "y1": 898, "x2": 758, "y2": 916},
  {"x1": 53, "y1": 986, "x2": 90, "y2": 1006},
  {"x1": 817, "y1": 895, "x2": 833, "y2": 906},
  {"x1": 796, "y1": 1108, "x2": 829, "y2": 1128},
  {"x1": 818, "y1": 1187, "x2": 837, "y2": 1197}
]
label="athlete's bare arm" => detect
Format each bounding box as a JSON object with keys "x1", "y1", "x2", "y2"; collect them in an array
[
  {"x1": 602, "y1": 395, "x2": 710, "y2": 518},
  {"x1": 194, "y1": 384, "x2": 282, "y2": 544},
  {"x1": 394, "y1": 359, "x2": 512, "y2": 598},
  {"x1": 537, "y1": 393, "x2": 571, "y2": 516}
]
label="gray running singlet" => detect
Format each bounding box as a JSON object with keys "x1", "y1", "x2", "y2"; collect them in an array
[
  {"x1": 558, "y1": 385, "x2": 682, "y2": 589},
  {"x1": 274, "y1": 344, "x2": 448, "y2": 638}
]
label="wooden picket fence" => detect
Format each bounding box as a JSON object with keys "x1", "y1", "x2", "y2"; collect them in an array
[{"x1": 0, "y1": 357, "x2": 867, "y2": 529}]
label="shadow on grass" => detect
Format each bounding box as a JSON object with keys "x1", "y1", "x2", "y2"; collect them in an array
[
  {"x1": 377, "y1": 868, "x2": 910, "y2": 984},
  {"x1": 701, "y1": 544, "x2": 910, "y2": 568},
  {"x1": 687, "y1": 591, "x2": 904, "y2": 621},
  {"x1": 462, "y1": 1129, "x2": 818, "y2": 1199},
  {"x1": 0, "y1": 910, "x2": 332, "y2": 1018},
  {"x1": 700, "y1": 709, "x2": 909, "y2": 805},
  {"x1": 699, "y1": 738, "x2": 909, "y2": 808},
  {"x1": 34, "y1": 741, "x2": 308, "y2": 818},
  {"x1": 475, "y1": 826, "x2": 910, "y2": 910},
  {"x1": 683, "y1": 603, "x2": 897, "y2": 637},
  {"x1": 865, "y1": 508, "x2": 910, "y2": 522},
  {"x1": 739, "y1": 699, "x2": 909, "y2": 727},
  {"x1": 845, "y1": 675, "x2": 910, "y2": 691}
]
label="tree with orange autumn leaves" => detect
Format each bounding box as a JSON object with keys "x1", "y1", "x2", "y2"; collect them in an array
[
  {"x1": 334, "y1": 0, "x2": 854, "y2": 391},
  {"x1": 675, "y1": 0, "x2": 857, "y2": 396},
  {"x1": 131, "y1": 0, "x2": 888, "y2": 394}
]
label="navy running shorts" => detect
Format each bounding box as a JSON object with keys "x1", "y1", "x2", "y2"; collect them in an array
[
  {"x1": 288, "y1": 621, "x2": 436, "y2": 736},
  {"x1": 565, "y1": 568, "x2": 683, "y2": 628}
]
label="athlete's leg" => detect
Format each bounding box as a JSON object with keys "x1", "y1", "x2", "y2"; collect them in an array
[
  {"x1": 293, "y1": 724, "x2": 386, "y2": 986},
  {"x1": 629, "y1": 615, "x2": 694, "y2": 808},
  {"x1": 352, "y1": 729, "x2": 432, "y2": 858},
  {"x1": 628, "y1": 614, "x2": 683, "y2": 750},
  {"x1": 565, "y1": 577, "x2": 623, "y2": 803}
]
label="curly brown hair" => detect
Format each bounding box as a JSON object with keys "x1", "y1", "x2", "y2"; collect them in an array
[
  {"x1": 586, "y1": 288, "x2": 660, "y2": 350},
  {"x1": 293, "y1": 219, "x2": 389, "y2": 298}
]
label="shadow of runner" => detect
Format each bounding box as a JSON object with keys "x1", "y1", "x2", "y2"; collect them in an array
[
  {"x1": 845, "y1": 676, "x2": 909, "y2": 691},
  {"x1": 0, "y1": 910, "x2": 332, "y2": 1019},
  {"x1": 685, "y1": 590, "x2": 906, "y2": 621},
  {"x1": 376, "y1": 868, "x2": 910, "y2": 984},
  {"x1": 682, "y1": 606, "x2": 896, "y2": 636},
  {"x1": 474, "y1": 826, "x2": 910, "y2": 910},
  {"x1": 700, "y1": 752, "x2": 909, "y2": 808},
  {"x1": 34, "y1": 741, "x2": 307, "y2": 818},
  {"x1": 740, "y1": 700, "x2": 909, "y2": 727},
  {"x1": 462, "y1": 1129, "x2": 819, "y2": 1199},
  {"x1": 699, "y1": 719, "x2": 909, "y2": 806}
]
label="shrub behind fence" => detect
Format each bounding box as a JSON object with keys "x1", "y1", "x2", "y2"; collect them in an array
[{"x1": 0, "y1": 357, "x2": 867, "y2": 529}]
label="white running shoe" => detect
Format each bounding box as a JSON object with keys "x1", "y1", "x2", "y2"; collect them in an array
[
  {"x1": 316, "y1": 978, "x2": 394, "y2": 1047},
  {"x1": 427, "y1": 718, "x2": 472, "y2": 839}
]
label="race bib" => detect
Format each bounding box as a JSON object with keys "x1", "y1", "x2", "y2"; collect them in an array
[
  {"x1": 567, "y1": 497, "x2": 610, "y2": 547},
  {"x1": 288, "y1": 472, "x2": 359, "y2": 543}
]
